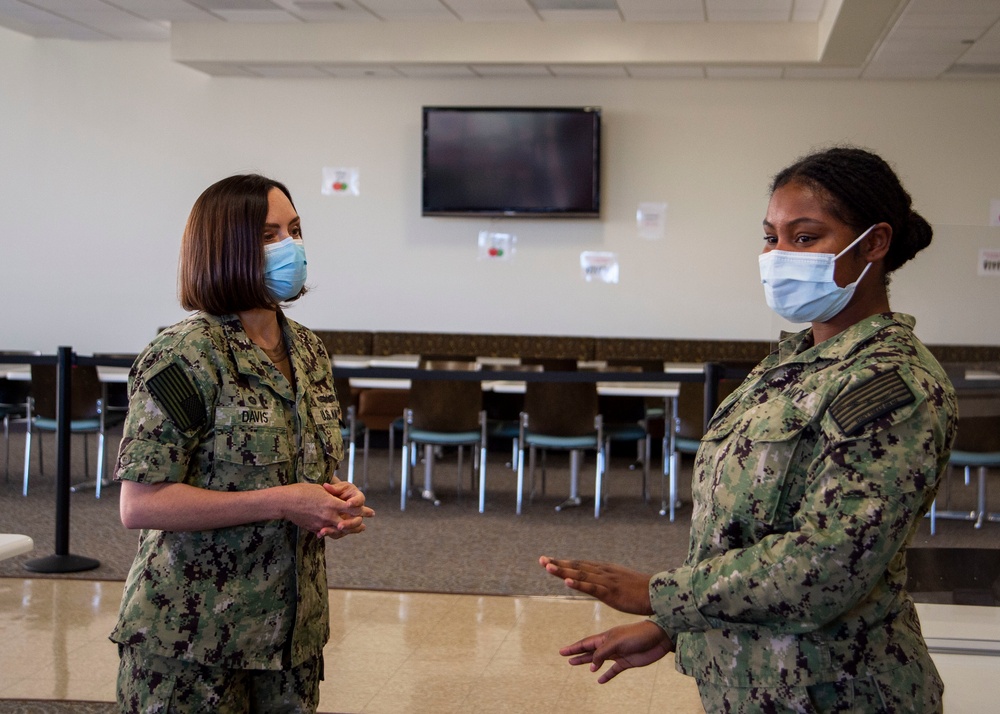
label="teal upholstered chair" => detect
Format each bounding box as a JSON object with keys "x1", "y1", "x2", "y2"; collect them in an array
[
  {"x1": 929, "y1": 390, "x2": 1000, "y2": 534},
  {"x1": 598, "y1": 364, "x2": 653, "y2": 513},
  {"x1": 1, "y1": 376, "x2": 30, "y2": 482},
  {"x1": 23, "y1": 363, "x2": 125, "y2": 498},
  {"x1": 333, "y1": 376, "x2": 368, "y2": 489},
  {"x1": 400, "y1": 361, "x2": 486, "y2": 511},
  {"x1": 516, "y1": 373, "x2": 604, "y2": 517}
]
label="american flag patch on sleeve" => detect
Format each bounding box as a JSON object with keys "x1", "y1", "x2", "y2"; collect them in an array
[
  {"x1": 830, "y1": 369, "x2": 915, "y2": 436},
  {"x1": 146, "y1": 362, "x2": 205, "y2": 432}
]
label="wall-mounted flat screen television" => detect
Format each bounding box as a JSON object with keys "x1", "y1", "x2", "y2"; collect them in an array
[{"x1": 421, "y1": 106, "x2": 601, "y2": 218}]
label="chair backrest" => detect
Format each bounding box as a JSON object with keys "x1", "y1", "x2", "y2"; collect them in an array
[
  {"x1": 409, "y1": 361, "x2": 483, "y2": 432},
  {"x1": 597, "y1": 364, "x2": 646, "y2": 424},
  {"x1": 333, "y1": 376, "x2": 357, "y2": 414},
  {"x1": 29, "y1": 364, "x2": 103, "y2": 421},
  {"x1": 0, "y1": 377, "x2": 30, "y2": 406},
  {"x1": 523, "y1": 378, "x2": 599, "y2": 437},
  {"x1": 954, "y1": 390, "x2": 1000, "y2": 453}
]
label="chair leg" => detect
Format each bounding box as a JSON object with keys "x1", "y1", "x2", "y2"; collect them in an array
[
  {"x1": 3, "y1": 415, "x2": 9, "y2": 483},
  {"x1": 643, "y1": 435, "x2": 651, "y2": 502},
  {"x1": 595, "y1": 446, "x2": 604, "y2": 519},
  {"x1": 388, "y1": 424, "x2": 396, "y2": 491},
  {"x1": 37, "y1": 428, "x2": 44, "y2": 477},
  {"x1": 477, "y1": 439, "x2": 487, "y2": 514},
  {"x1": 22, "y1": 427, "x2": 32, "y2": 496},
  {"x1": 422, "y1": 444, "x2": 440, "y2": 505},
  {"x1": 400, "y1": 440, "x2": 409, "y2": 511},
  {"x1": 515, "y1": 444, "x2": 526, "y2": 515},
  {"x1": 96, "y1": 429, "x2": 105, "y2": 500},
  {"x1": 362, "y1": 427, "x2": 370, "y2": 491},
  {"x1": 976, "y1": 466, "x2": 987, "y2": 529}
]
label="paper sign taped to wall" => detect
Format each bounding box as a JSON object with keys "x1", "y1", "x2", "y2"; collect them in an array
[
  {"x1": 979, "y1": 248, "x2": 1000, "y2": 276},
  {"x1": 636, "y1": 202, "x2": 668, "y2": 240},
  {"x1": 478, "y1": 231, "x2": 516, "y2": 261},
  {"x1": 580, "y1": 251, "x2": 619, "y2": 284},
  {"x1": 322, "y1": 167, "x2": 360, "y2": 196},
  {"x1": 990, "y1": 199, "x2": 1000, "y2": 227}
]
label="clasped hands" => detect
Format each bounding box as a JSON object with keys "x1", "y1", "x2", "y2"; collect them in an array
[
  {"x1": 539, "y1": 555, "x2": 674, "y2": 683},
  {"x1": 287, "y1": 480, "x2": 374, "y2": 540}
]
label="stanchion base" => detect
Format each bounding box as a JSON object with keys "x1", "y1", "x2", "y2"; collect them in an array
[{"x1": 23, "y1": 554, "x2": 100, "y2": 573}]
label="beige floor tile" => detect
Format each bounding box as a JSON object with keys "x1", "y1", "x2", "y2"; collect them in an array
[{"x1": 3, "y1": 578, "x2": 997, "y2": 713}]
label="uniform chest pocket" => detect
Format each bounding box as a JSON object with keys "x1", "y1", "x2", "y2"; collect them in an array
[
  {"x1": 214, "y1": 424, "x2": 291, "y2": 466},
  {"x1": 301, "y1": 409, "x2": 345, "y2": 483},
  {"x1": 701, "y1": 396, "x2": 811, "y2": 528}
]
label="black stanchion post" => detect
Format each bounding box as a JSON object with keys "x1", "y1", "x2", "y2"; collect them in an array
[{"x1": 24, "y1": 346, "x2": 100, "y2": 573}]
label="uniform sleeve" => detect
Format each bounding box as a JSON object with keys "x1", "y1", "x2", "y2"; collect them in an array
[
  {"x1": 649, "y1": 365, "x2": 955, "y2": 639},
  {"x1": 115, "y1": 351, "x2": 215, "y2": 486}
]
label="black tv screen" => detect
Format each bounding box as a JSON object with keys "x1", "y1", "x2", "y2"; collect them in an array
[{"x1": 422, "y1": 106, "x2": 601, "y2": 218}]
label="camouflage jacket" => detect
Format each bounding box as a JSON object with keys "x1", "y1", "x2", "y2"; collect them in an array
[
  {"x1": 110, "y1": 312, "x2": 345, "y2": 670},
  {"x1": 649, "y1": 313, "x2": 957, "y2": 687}
]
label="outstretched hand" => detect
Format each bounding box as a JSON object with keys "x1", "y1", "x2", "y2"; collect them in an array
[
  {"x1": 539, "y1": 556, "x2": 653, "y2": 615},
  {"x1": 560, "y1": 621, "x2": 674, "y2": 684}
]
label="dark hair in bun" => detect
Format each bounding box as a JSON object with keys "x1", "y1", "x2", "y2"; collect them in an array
[{"x1": 771, "y1": 147, "x2": 931, "y2": 273}]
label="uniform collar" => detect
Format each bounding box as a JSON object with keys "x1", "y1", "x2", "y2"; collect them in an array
[
  {"x1": 210, "y1": 312, "x2": 297, "y2": 400},
  {"x1": 777, "y1": 312, "x2": 916, "y2": 365}
]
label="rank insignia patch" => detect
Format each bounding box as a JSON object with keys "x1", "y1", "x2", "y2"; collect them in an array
[{"x1": 830, "y1": 369, "x2": 915, "y2": 436}]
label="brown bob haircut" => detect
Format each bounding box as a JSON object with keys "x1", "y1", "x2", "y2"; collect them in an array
[{"x1": 179, "y1": 174, "x2": 306, "y2": 315}]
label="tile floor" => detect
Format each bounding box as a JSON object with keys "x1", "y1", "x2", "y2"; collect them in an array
[{"x1": 1, "y1": 579, "x2": 999, "y2": 712}]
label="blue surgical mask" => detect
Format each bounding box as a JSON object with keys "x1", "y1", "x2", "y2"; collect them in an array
[
  {"x1": 264, "y1": 237, "x2": 307, "y2": 302},
  {"x1": 758, "y1": 225, "x2": 875, "y2": 323}
]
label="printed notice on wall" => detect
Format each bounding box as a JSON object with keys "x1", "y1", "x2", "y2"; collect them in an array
[
  {"x1": 580, "y1": 251, "x2": 619, "y2": 284},
  {"x1": 990, "y1": 199, "x2": 1000, "y2": 227},
  {"x1": 321, "y1": 167, "x2": 360, "y2": 196},
  {"x1": 478, "y1": 231, "x2": 516, "y2": 261},
  {"x1": 978, "y1": 248, "x2": 1000, "y2": 277},
  {"x1": 636, "y1": 202, "x2": 668, "y2": 240}
]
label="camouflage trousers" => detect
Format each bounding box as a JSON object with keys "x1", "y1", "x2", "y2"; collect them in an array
[
  {"x1": 696, "y1": 655, "x2": 943, "y2": 714},
  {"x1": 117, "y1": 644, "x2": 323, "y2": 714}
]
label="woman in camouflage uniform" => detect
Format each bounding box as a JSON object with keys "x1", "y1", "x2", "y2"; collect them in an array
[
  {"x1": 111, "y1": 175, "x2": 374, "y2": 713},
  {"x1": 541, "y1": 147, "x2": 957, "y2": 713}
]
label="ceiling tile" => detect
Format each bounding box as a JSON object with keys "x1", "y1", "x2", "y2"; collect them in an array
[
  {"x1": 550, "y1": 64, "x2": 628, "y2": 76},
  {"x1": 279, "y1": 1, "x2": 379, "y2": 21},
  {"x1": 446, "y1": 0, "x2": 538, "y2": 22},
  {"x1": 471, "y1": 64, "x2": 554, "y2": 76},
  {"x1": 214, "y1": 9, "x2": 299, "y2": 22},
  {"x1": 246, "y1": 63, "x2": 332, "y2": 77},
  {"x1": 783, "y1": 65, "x2": 862, "y2": 78},
  {"x1": 626, "y1": 64, "x2": 707, "y2": 78},
  {"x1": 537, "y1": 9, "x2": 622, "y2": 22},
  {"x1": 357, "y1": 0, "x2": 457, "y2": 21},
  {"x1": 707, "y1": 0, "x2": 792, "y2": 23},
  {"x1": 397, "y1": 64, "x2": 478, "y2": 77},
  {"x1": 317, "y1": 65, "x2": 404, "y2": 77},
  {"x1": 706, "y1": 65, "x2": 784, "y2": 78},
  {"x1": 106, "y1": 0, "x2": 222, "y2": 22},
  {"x1": 617, "y1": 0, "x2": 704, "y2": 22}
]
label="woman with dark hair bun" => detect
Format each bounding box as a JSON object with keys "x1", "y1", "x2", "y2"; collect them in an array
[
  {"x1": 111, "y1": 175, "x2": 374, "y2": 713},
  {"x1": 541, "y1": 147, "x2": 957, "y2": 712}
]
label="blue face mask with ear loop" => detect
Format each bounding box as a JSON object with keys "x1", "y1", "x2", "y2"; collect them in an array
[
  {"x1": 758, "y1": 224, "x2": 876, "y2": 323},
  {"x1": 263, "y1": 237, "x2": 307, "y2": 302}
]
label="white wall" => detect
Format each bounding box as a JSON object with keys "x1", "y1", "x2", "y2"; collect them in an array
[{"x1": 2, "y1": 27, "x2": 998, "y2": 355}]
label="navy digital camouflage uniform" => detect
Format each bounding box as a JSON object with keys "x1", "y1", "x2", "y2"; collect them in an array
[
  {"x1": 648, "y1": 313, "x2": 957, "y2": 713},
  {"x1": 110, "y1": 311, "x2": 345, "y2": 712}
]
